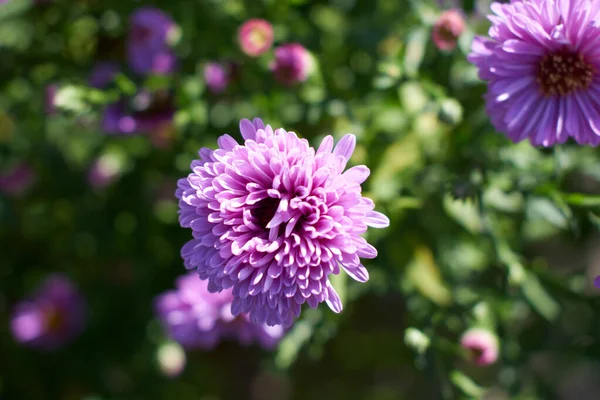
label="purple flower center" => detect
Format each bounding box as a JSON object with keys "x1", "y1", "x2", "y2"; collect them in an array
[
  {"x1": 43, "y1": 305, "x2": 64, "y2": 333},
  {"x1": 131, "y1": 25, "x2": 153, "y2": 43},
  {"x1": 252, "y1": 197, "x2": 280, "y2": 229},
  {"x1": 276, "y1": 64, "x2": 299, "y2": 83},
  {"x1": 536, "y1": 49, "x2": 595, "y2": 96}
]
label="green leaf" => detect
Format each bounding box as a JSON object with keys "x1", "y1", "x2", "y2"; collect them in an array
[
  {"x1": 143, "y1": 75, "x2": 171, "y2": 91},
  {"x1": 450, "y1": 370, "x2": 486, "y2": 398},
  {"x1": 0, "y1": 19, "x2": 33, "y2": 50},
  {"x1": 403, "y1": 27, "x2": 428, "y2": 78},
  {"x1": 275, "y1": 310, "x2": 321, "y2": 369},
  {"x1": 527, "y1": 197, "x2": 569, "y2": 229},
  {"x1": 398, "y1": 81, "x2": 429, "y2": 115},
  {"x1": 438, "y1": 98, "x2": 463, "y2": 125},
  {"x1": 0, "y1": 0, "x2": 31, "y2": 22},
  {"x1": 588, "y1": 212, "x2": 600, "y2": 230},
  {"x1": 115, "y1": 74, "x2": 137, "y2": 96},
  {"x1": 521, "y1": 273, "x2": 560, "y2": 321},
  {"x1": 406, "y1": 246, "x2": 452, "y2": 306},
  {"x1": 54, "y1": 85, "x2": 90, "y2": 114},
  {"x1": 404, "y1": 327, "x2": 430, "y2": 355},
  {"x1": 443, "y1": 194, "x2": 484, "y2": 234},
  {"x1": 561, "y1": 193, "x2": 600, "y2": 207}
]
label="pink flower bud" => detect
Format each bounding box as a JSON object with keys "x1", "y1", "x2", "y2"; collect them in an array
[{"x1": 432, "y1": 9, "x2": 465, "y2": 51}]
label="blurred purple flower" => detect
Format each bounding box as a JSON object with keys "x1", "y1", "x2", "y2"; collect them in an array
[
  {"x1": 204, "y1": 62, "x2": 230, "y2": 94},
  {"x1": 0, "y1": 162, "x2": 36, "y2": 197},
  {"x1": 238, "y1": 19, "x2": 274, "y2": 57},
  {"x1": 432, "y1": 9, "x2": 465, "y2": 51},
  {"x1": 88, "y1": 61, "x2": 121, "y2": 89},
  {"x1": 176, "y1": 118, "x2": 389, "y2": 327},
  {"x1": 155, "y1": 273, "x2": 284, "y2": 350},
  {"x1": 460, "y1": 328, "x2": 499, "y2": 366},
  {"x1": 127, "y1": 7, "x2": 177, "y2": 75},
  {"x1": 468, "y1": 0, "x2": 600, "y2": 146},
  {"x1": 10, "y1": 274, "x2": 86, "y2": 350},
  {"x1": 271, "y1": 43, "x2": 312, "y2": 85},
  {"x1": 102, "y1": 90, "x2": 174, "y2": 135},
  {"x1": 45, "y1": 85, "x2": 58, "y2": 115}
]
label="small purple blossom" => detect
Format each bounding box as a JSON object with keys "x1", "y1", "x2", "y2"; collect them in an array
[
  {"x1": 460, "y1": 328, "x2": 499, "y2": 366},
  {"x1": 238, "y1": 19, "x2": 274, "y2": 57},
  {"x1": 176, "y1": 118, "x2": 389, "y2": 327},
  {"x1": 432, "y1": 9, "x2": 466, "y2": 51},
  {"x1": 127, "y1": 7, "x2": 177, "y2": 75},
  {"x1": 102, "y1": 90, "x2": 174, "y2": 135},
  {"x1": 271, "y1": 43, "x2": 312, "y2": 85},
  {"x1": 155, "y1": 273, "x2": 284, "y2": 349},
  {"x1": 204, "y1": 62, "x2": 230, "y2": 94},
  {"x1": 88, "y1": 61, "x2": 121, "y2": 89},
  {"x1": 468, "y1": 0, "x2": 600, "y2": 146},
  {"x1": 0, "y1": 162, "x2": 36, "y2": 197},
  {"x1": 10, "y1": 274, "x2": 86, "y2": 350}
]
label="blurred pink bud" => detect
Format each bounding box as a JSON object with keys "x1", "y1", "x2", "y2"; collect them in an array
[
  {"x1": 460, "y1": 328, "x2": 499, "y2": 366},
  {"x1": 432, "y1": 9, "x2": 466, "y2": 51}
]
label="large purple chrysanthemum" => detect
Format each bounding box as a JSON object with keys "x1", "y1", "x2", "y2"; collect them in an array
[
  {"x1": 10, "y1": 274, "x2": 86, "y2": 350},
  {"x1": 176, "y1": 118, "x2": 389, "y2": 327},
  {"x1": 155, "y1": 273, "x2": 284, "y2": 349},
  {"x1": 469, "y1": 0, "x2": 600, "y2": 146}
]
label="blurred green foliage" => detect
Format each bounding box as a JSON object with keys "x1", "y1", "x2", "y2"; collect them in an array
[{"x1": 2, "y1": 0, "x2": 600, "y2": 399}]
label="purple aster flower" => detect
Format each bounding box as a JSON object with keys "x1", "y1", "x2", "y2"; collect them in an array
[
  {"x1": 102, "y1": 90, "x2": 175, "y2": 135},
  {"x1": 155, "y1": 273, "x2": 284, "y2": 349},
  {"x1": 176, "y1": 118, "x2": 390, "y2": 327},
  {"x1": 204, "y1": 62, "x2": 230, "y2": 94},
  {"x1": 460, "y1": 328, "x2": 499, "y2": 366},
  {"x1": 432, "y1": 9, "x2": 466, "y2": 51},
  {"x1": 0, "y1": 162, "x2": 36, "y2": 197},
  {"x1": 88, "y1": 61, "x2": 121, "y2": 89},
  {"x1": 468, "y1": 0, "x2": 600, "y2": 146},
  {"x1": 238, "y1": 19, "x2": 274, "y2": 57},
  {"x1": 127, "y1": 7, "x2": 177, "y2": 75},
  {"x1": 10, "y1": 274, "x2": 86, "y2": 350},
  {"x1": 271, "y1": 43, "x2": 312, "y2": 85}
]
